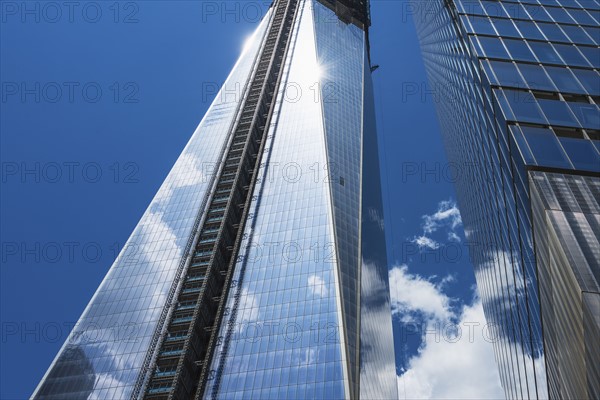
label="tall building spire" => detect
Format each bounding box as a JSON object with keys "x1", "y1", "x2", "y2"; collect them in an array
[{"x1": 32, "y1": 1, "x2": 397, "y2": 399}]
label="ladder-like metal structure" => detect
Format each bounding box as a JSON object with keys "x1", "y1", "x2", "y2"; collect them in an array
[{"x1": 143, "y1": 0, "x2": 300, "y2": 398}]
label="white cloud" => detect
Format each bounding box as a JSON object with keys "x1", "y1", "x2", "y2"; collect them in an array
[
  {"x1": 409, "y1": 200, "x2": 463, "y2": 255},
  {"x1": 390, "y1": 265, "x2": 504, "y2": 399},
  {"x1": 307, "y1": 274, "x2": 328, "y2": 298},
  {"x1": 368, "y1": 207, "x2": 385, "y2": 231},
  {"x1": 360, "y1": 262, "x2": 399, "y2": 399},
  {"x1": 475, "y1": 250, "x2": 526, "y2": 307},
  {"x1": 153, "y1": 151, "x2": 207, "y2": 204},
  {"x1": 397, "y1": 299, "x2": 504, "y2": 399},
  {"x1": 389, "y1": 265, "x2": 452, "y2": 321},
  {"x1": 448, "y1": 231, "x2": 461, "y2": 243},
  {"x1": 238, "y1": 288, "x2": 260, "y2": 323},
  {"x1": 412, "y1": 236, "x2": 440, "y2": 250},
  {"x1": 422, "y1": 200, "x2": 462, "y2": 235}
]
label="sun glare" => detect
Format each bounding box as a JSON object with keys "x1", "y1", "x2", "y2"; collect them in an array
[{"x1": 241, "y1": 34, "x2": 255, "y2": 55}]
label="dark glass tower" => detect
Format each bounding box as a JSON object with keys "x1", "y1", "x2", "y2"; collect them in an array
[
  {"x1": 412, "y1": 1, "x2": 599, "y2": 399},
  {"x1": 32, "y1": 0, "x2": 397, "y2": 399}
]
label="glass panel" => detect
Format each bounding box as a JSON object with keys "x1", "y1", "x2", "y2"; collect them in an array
[
  {"x1": 544, "y1": 66, "x2": 586, "y2": 94},
  {"x1": 539, "y1": 23, "x2": 569, "y2": 42},
  {"x1": 492, "y1": 17, "x2": 520, "y2": 37},
  {"x1": 521, "y1": 126, "x2": 572, "y2": 168},
  {"x1": 559, "y1": 137, "x2": 600, "y2": 172},
  {"x1": 529, "y1": 41, "x2": 564, "y2": 64},
  {"x1": 553, "y1": 44, "x2": 592, "y2": 68},
  {"x1": 569, "y1": 102, "x2": 600, "y2": 130},
  {"x1": 537, "y1": 98, "x2": 580, "y2": 127},
  {"x1": 561, "y1": 25, "x2": 596, "y2": 45},
  {"x1": 504, "y1": 39, "x2": 538, "y2": 62},
  {"x1": 516, "y1": 20, "x2": 546, "y2": 40},
  {"x1": 502, "y1": 89, "x2": 547, "y2": 125},
  {"x1": 517, "y1": 63, "x2": 557, "y2": 92},
  {"x1": 477, "y1": 36, "x2": 510, "y2": 59},
  {"x1": 577, "y1": 46, "x2": 600, "y2": 69},
  {"x1": 488, "y1": 60, "x2": 526, "y2": 87},
  {"x1": 571, "y1": 68, "x2": 600, "y2": 94}
]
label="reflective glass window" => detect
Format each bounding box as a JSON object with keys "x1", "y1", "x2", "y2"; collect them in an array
[
  {"x1": 554, "y1": 44, "x2": 592, "y2": 67},
  {"x1": 577, "y1": 46, "x2": 600, "y2": 68},
  {"x1": 537, "y1": 98, "x2": 580, "y2": 127},
  {"x1": 492, "y1": 18, "x2": 520, "y2": 37},
  {"x1": 521, "y1": 125, "x2": 572, "y2": 168},
  {"x1": 477, "y1": 36, "x2": 510, "y2": 59},
  {"x1": 502, "y1": 89, "x2": 547, "y2": 125},
  {"x1": 561, "y1": 24, "x2": 596, "y2": 45},
  {"x1": 505, "y1": 39, "x2": 538, "y2": 62},
  {"x1": 529, "y1": 41, "x2": 564, "y2": 64},
  {"x1": 516, "y1": 20, "x2": 546, "y2": 40},
  {"x1": 517, "y1": 63, "x2": 557, "y2": 92},
  {"x1": 569, "y1": 102, "x2": 600, "y2": 129},
  {"x1": 488, "y1": 60, "x2": 526, "y2": 87},
  {"x1": 559, "y1": 137, "x2": 600, "y2": 171},
  {"x1": 571, "y1": 68, "x2": 600, "y2": 94},
  {"x1": 466, "y1": 15, "x2": 496, "y2": 35},
  {"x1": 544, "y1": 66, "x2": 586, "y2": 94}
]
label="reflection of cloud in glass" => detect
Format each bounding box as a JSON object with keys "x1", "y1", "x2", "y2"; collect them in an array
[
  {"x1": 389, "y1": 264, "x2": 452, "y2": 321},
  {"x1": 390, "y1": 265, "x2": 504, "y2": 398},
  {"x1": 360, "y1": 261, "x2": 397, "y2": 399},
  {"x1": 308, "y1": 274, "x2": 328, "y2": 298},
  {"x1": 35, "y1": 345, "x2": 95, "y2": 399},
  {"x1": 238, "y1": 288, "x2": 260, "y2": 323},
  {"x1": 397, "y1": 299, "x2": 505, "y2": 399},
  {"x1": 422, "y1": 200, "x2": 462, "y2": 234}
]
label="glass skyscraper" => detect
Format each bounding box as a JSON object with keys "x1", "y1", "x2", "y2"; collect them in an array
[
  {"x1": 413, "y1": 0, "x2": 599, "y2": 399},
  {"x1": 32, "y1": 0, "x2": 397, "y2": 399}
]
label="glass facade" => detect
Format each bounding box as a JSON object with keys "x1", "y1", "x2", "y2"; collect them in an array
[
  {"x1": 32, "y1": 13, "x2": 272, "y2": 399},
  {"x1": 530, "y1": 171, "x2": 599, "y2": 398},
  {"x1": 32, "y1": 1, "x2": 397, "y2": 399},
  {"x1": 413, "y1": 0, "x2": 599, "y2": 398}
]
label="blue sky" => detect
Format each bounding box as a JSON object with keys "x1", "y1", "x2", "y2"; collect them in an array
[{"x1": 1, "y1": 1, "x2": 502, "y2": 398}]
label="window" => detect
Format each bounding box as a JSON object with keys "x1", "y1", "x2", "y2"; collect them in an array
[
  {"x1": 577, "y1": 46, "x2": 599, "y2": 69},
  {"x1": 571, "y1": 68, "x2": 600, "y2": 94},
  {"x1": 529, "y1": 41, "x2": 563, "y2": 65},
  {"x1": 543, "y1": 66, "x2": 586, "y2": 94},
  {"x1": 504, "y1": 39, "x2": 538, "y2": 62},
  {"x1": 538, "y1": 23, "x2": 568, "y2": 43},
  {"x1": 477, "y1": 36, "x2": 509, "y2": 59},
  {"x1": 537, "y1": 98, "x2": 579, "y2": 127},
  {"x1": 553, "y1": 44, "x2": 590, "y2": 68},
  {"x1": 520, "y1": 125, "x2": 572, "y2": 168},
  {"x1": 465, "y1": 15, "x2": 496, "y2": 35},
  {"x1": 488, "y1": 60, "x2": 525, "y2": 87},
  {"x1": 559, "y1": 136, "x2": 600, "y2": 172},
  {"x1": 516, "y1": 20, "x2": 546, "y2": 41},
  {"x1": 501, "y1": 89, "x2": 547, "y2": 125},
  {"x1": 492, "y1": 18, "x2": 519, "y2": 37},
  {"x1": 561, "y1": 25, "x2": 595, "y2": 46},
  {"x1": 568, "y1": 102, "x2": 600, "y2": 130},
  {"x1": 517, "y1": 63, "x2": 556, "y2": 92}
]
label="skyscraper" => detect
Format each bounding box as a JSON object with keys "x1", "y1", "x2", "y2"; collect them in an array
[
  {"x1": 32, "y1": 0, "x2": 397, "y2": 399},
  {"x1": 412, "y1": 0, "x2": 599, "y2": 398}
]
